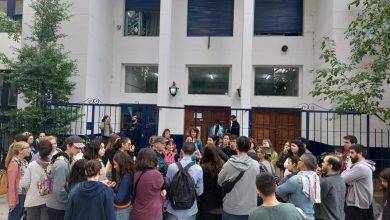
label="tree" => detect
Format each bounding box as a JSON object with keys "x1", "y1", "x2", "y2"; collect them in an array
[
  {"x1": 0, "y1": 0, "x2": 79, "y2": 136},
  {"x1": 311, "y1": 0, "x2": 390, "y2": 121},
  {"x1": 0, "y1": 11, "x2": 21, "y2": 41}
]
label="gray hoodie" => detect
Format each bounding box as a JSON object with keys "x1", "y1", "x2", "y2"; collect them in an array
[
  {"x1": 341, "y1": 160, "x2": 375, "y2": 209},
  {"x1": 46, "y1": 154, "x2": 71, "y2": 210},
  {"x1": 218, "y1": 155, "x2": 260, "y2": 215}
]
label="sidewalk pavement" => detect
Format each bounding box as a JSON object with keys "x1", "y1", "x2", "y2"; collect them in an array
[{"x1": 0, "y1": 194, "x2": 8, "y2": 219}]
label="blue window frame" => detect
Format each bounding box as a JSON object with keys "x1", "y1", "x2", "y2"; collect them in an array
[
  {"x1": 254, "y1": 0, "x2": 303, "y2": 36},
  {"x1": 187, "y1": 0, "x2": 234, "y2": 36},
  {"x1": 124, "y1": 0, "x2": 160, "y2": 36}
]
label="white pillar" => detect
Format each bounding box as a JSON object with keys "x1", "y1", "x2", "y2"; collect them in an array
[
  {"x1": 240, "y1": 0, "x2": 254, "y2": 137},
  {"x1": 157, "y1": 0, "x2": 173, "y2": 134}
]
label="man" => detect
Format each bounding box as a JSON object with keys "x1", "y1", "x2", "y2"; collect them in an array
[
  {"x1": 127, "y1": 115, "x2": 142, "y2": 151},
  {"x1": 277, "y1": 153, "x2": 321, "y2": 219},
  {"x1": 151, "y1": 136, "x2": 169, "y2": 177},
  {"x1": 31, "y1": 136, "x2": 62, "y2": 161},
  {"x1": 230, "y1": 115, "x2": 240, "y2": 136},
  {"x1": 47, "y1": 135, "x2": 85, "y2": 220},
  {"x1": 314, "y1": 155, "x2": 346, "y2": 220},
  {"x1": 298, "y1": 137, "x2": 312, "y2": 154},
  {"x1": 222, "y1": 135, "x2": 237, "y2": 158},
  {"x1": 165, "y1": 142, "x2": 203, "y2": 220},
  {"x1": 249, "y1": 173, "x2": 303, "y2": 220},
  {"x1": 208, "y1": 119, "x2": 225, "y2": 145},
  {"x1": 341, "y1": 135, "x2": 357, "y2": 172},
  {"x1": 218, "y1": 136, "x2": 260, "y2": 219},
  {"x1": 341, "y1": 144, "x2": 375, "y2": 220}
]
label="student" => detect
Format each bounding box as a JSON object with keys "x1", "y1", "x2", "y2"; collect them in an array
[
  {"x1": 67, "y1": 159, "x2": 87, "y2": 190},
  {"x1": 379, "y1": 168, "x2": 390, "y2": 220},
  {"x1": 6, "y1": 141, "x2": 30, "y2": 220},
  {"x1": 249, "y1": 173, "x2": 303, "y2": 220},
  {"x1": 64, "y1": 159, "x2": 115, "y2": 220}
]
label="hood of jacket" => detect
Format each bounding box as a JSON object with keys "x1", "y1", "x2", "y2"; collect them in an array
[
  {"x1": 77, "y1": 181, "x2": 107, "y2": 198},
  {"x1": 351, "y1": 159, "x2": 376, "y2": 172},
  {"x1": 227, "y1": 155, "x2": 254, "y2": 171}
]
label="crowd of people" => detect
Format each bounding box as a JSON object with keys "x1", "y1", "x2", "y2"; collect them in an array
[{"x1": 2, "y1": 125, "x2": 390, "y2": 220}]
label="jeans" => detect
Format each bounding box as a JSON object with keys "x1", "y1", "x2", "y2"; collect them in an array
[
  {"x1": 8, "y1": 194, "x2": 25, "y2": 220},
  {"x1": 166, "y1": 213, "x2": 197, "y2": 220},
  {"x1": 222, "y1": 212, "x2": 249, "y2": 220},
  {"x1": 26, "y1": 205, "x2": 49, "y2": 220},
  {"x1": 115, "y1": 205, "x2": 133, "y2": 220},
  {"x1": 47, "y1": 207, "x2": 65, "y2": 220}
]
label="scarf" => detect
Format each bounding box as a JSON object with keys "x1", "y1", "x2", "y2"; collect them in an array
[{"x1": 299, "y1": 170, "x2": 321, "y2": 204}]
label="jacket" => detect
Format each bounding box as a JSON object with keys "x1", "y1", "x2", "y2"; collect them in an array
[
  {"x1": 65, "y1": 181, "x2": 115, "y2": 220},
  {"x1": 47, "y1": 152, "x2": 71, "y2": 210}
]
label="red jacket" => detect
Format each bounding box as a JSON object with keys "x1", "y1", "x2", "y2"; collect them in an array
[{"x1": 7, "y1": 160, "x2": 20, "y2": 206}]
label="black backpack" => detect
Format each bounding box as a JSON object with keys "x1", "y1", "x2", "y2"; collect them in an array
[{"x1": 169, "y1": 162, "x2": 196, "y2": 210}]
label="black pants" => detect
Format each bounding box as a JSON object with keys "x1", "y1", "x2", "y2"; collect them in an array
[
  {"x1": 47, "y1": 207, "x2": 65, "y2": 220},
  {"x1": 345, "y1": 206, "x2": 370, "y2": 220}
]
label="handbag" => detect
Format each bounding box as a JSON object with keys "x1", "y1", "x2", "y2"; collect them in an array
[
  {"x1": 221, "y1": 170, "x2": 246, "y2": 198},
  {"x1": 0, "y1": 169, "x2": 7, "y2": 195}
]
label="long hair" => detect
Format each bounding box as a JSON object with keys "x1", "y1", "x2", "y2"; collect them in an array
[
  {"x1": 113, "y1": 151, "x2": 134, "y2": 183},
  {"x1": 262, "y1": 138, "x2": 275, "y2": 154},
  {"x1": 287, "y1": 139, "x2": 305, "y2": 157},
  {"x1": 106, "y1": 134, "x2": 120, "y2": 150},
  {"x1": 68, "y1": 159, "x2": 87, "y2": 189},
  {"x1": 187, "y1": 127, "x2": 200, "y2": 140},
  {"x1": 135, "y1": 148, "x2": 158, "y2": 171},
  {"x1": 84, "y1": 139, "x2": 102, "y2": 160},
  {"x1": 5, "y1": 142, "x2": 28, "y2": 167},
  {"x1": 379, "y1": 168, "x2": 390, "y2": 204},
  {"x1": 200, "y1": 144, "x2": 224, "y2": 178}
]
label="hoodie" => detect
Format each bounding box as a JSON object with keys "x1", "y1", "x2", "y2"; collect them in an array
[
  {"x1": 64, "y1": 181, "x2": 115, "y2": 220},
  {"x1": 218, "y1": 155, "x2": 260, "y2": 215},
  {"x1": 46, "y1": 152, "x2": 70, "y2": 210},
  {"x1": 341, "y1": 159, "x2": 375, "y2": 209}
]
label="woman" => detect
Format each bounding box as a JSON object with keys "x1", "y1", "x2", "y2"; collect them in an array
[
  {"x1": 188, "y1": 127, "x2": 203, "y2": 154},
  {"x1": 6, "y1": 141, "x2": 30, "y2": 220},
  {"x1": 99, "y1": 115, "x2": 113, "y2": 145},
  {"x1": 257, "y1": 147, "x2": 274, "y2": 174},
  {"x1": 279, "y1": 155, "x2": 300, "y2": 185},
  {"x1": 20, "y1": 140, "x2": 52, "y2": 220},
  {"x1": 262, "y1": 138, "x2": 278, "y2": 168},
  {"x1": 198, "y1": 144, "x2": 224, "y2": 220},
  {"x1": 104, "y1": 134, "x2": 120, "y2": 180},
  {"x1": 276, "y1": 141, "x2": 290, "y2": 178},
  {"x1": 112, "y1": 152, "x2": 134, "y2": 220},
  {"x1": 102, "y1": 133, "x2": 120, "y2": 166},
  {"x1": 64, "y1": 159, "x2": 115, "y2": 220},
  {"x1": 67, "y1": 159, "x2": 87, "y2": 190},
  {"x1": 185, "y1": 135, "x2": 202, "y2": 161},
  {"x1": 162, "y1": 128, "x2": 171, "y2": 140},
  {"x1": 164, "y1": 139, "x2": 179, "y2": 165},
  {"x1": 84, "y1": 139, "x2": 107, "y2": 181},
  {"x1": 130, "y1": 148, "x2": 165, "y2": 220},
  {"x1": 283, "y1": 140, "x2": 305, "y2": 178},
  {"x1": 248, "y1": 138, "x2": 259, "y2": 161},
  {"x1": 207, "y1": 135, "x2": 229, "y2": 162},
  {"x1": 379, "y1": 168, "x2": 390, "y2": 220}
]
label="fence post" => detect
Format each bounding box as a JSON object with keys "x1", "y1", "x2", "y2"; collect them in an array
[
  {"x1": 305, "y1": 111, "x2": 310, "y2": 140},
  {"x1": 91, "y1": 105, "x2": 95, "y2": 140},
  {"x1": 366, "y1": 115, "x2": 370, "y2": 159}
]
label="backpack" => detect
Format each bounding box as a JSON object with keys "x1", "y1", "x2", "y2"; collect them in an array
[
  {"x1": 0, "y1": 169, "x2": 7, "y2": 195},
  {"x1": 169, "y1": 162, "x2": 196, "y2": 210},
  {"x1": 37, "y1": 161, "x2": 53, "y2": 196}
]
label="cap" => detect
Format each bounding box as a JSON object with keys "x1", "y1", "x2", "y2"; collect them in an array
[
  {"x1": 65, "y1": 135, "x2": 85, "y2": 148},
  {"x1": 152, "y1": 136, "x2": 168, "y2": 145}
]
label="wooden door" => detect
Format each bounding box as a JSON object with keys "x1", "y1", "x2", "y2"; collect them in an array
[
  {"x1": 251, "y1": 109, "x2": 301, "y2": 153},
  {"x1": 184, "y1": 106, "x2": 231, "y2": 144}
]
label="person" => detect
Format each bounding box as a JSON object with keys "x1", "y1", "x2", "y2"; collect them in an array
[
  {"x1": 163, "y1": 128, "x2": 171, "y2": 140},
  {"x1": 298, "y1": 137, "x2": 312, "y2": 154},
  {"x1": 198, "y1": 144, "x2": 224, "y2": 220},
  {"x1": 67, "y1": 159, "x2": 87, "y2": 190},
  {"x1": 249, "y1": 173, "x2": 303, "y2": 220},
  {"x1": 341, "y1": 135, "x2": 357, "y2": 173},
  {"x1": 165, "y1": 141, "x2": 204, "y2": 220},
  {"x1": 379, "y1": 168, "x2": 390, "y2": 220},
  {"x1": 127, "y1": 115, "x2": 142, "y2": 151},
  {"x1": 247, "y1": 138, "x2": 259, "y2": 161},
  {"x1": 222, "y1": 135, "x2": 237, "y2": 158},
  {"x1": 130, "y1": 148, "x2": 165, "y2": 220},
  {"x1": 20, "y1": 140, "x2": 52, "y2": 220},
  {"x1": 230, "y1": 115, "x2": 240, "y2": 136},
  {"x1": 6, "y1": 141, "x2": 30, "y2": 220},
  {"x1": 257, "y1": 147, "x2": 274, "y2": 174},
  {"x1": 283, "y1": 140, "x2": 305, "y2": 178},
  {"x1": 104, "y1": 134, "x2": 120, "y2": 179},
  {"x1": 112, "y1": 151, "x2": 134, "y2": 220},
  {"x1": 277, "y1": 153, "x2": 321, "y2": 220},
  {"x1": 23, "y1": 132, "x2": 35, "y2": 162},
  {"x1": 84, "y1": 139, "x2": 107, "y2": 181},
  {"x1": 218, "y1": 136, "x2": 260, "y2": 219},
  {"x1": 64, "y1": 159, "x2": 115, "y2": 220},
  {"x1": 276, "y1": 141, "x2": 290, "y2": 178},
  {"x1": 164, "y1": 139, "x2": 179, "y2": 165},
  {"x1": 151, "y1": 136, "x2": 169, "y2": 176},
  {"x1": 208, "y1": 120, "x2": 225, "y2": 146},
  {"x1": 278, "y1": 155, "x2": 299, "y2": 185},
  {"x1": 341, "y1": 144, "x2": 375, "y2": 220},
  {"x1": 102, "y1": 133, "x2": 120, "y2": 166},
  {"x1": 207, "y1": 135, "x2": 229, "y2": 162},
  {"x1": 47, "y1": 135, "x2": 85, "y2": 220},
  {"x1": 262, "y1": 138, "x2": 278, "y2": 169},
  {"x1": 314, "y1": 155, "x2": 346, "y2": 220},
  {"x1": 188, "y1": 127, "x2": 204, "y2": 154},
  {"x1": 31, "y1": 136, "x2": 62, "y2": 162},
  {"x1": 99, "y1": 115, "x2": 113, "y2": 145}
]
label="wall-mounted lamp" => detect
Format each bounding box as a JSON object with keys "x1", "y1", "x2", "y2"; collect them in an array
[
  {"x1": 237, "y1": 87, "x2": 241, "y2": 97},
  {"x1": 169, "y1": 81, "x2": 179, "y2": 97},
  {"x1": 281, "y1": 45, "x2": 288, "y2": 52},
  {"x1": 116, "y1": 25, "x2": 122, "y2": 30}
]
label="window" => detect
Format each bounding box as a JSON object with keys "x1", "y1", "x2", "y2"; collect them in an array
[
  {"x1": 0, "y1": 0, "x2": 7, "y2": 14},
  {"x1": 254, "y1": 67, "x2": 299, "y2": 96},
  {"x1": 124, "y1": 0, "x2": 160, "y2": 36},
  {"x1": 188, "y1": 67, "x2": 230, "y2": 95},
  {"x1": 124, "y1": 65, "x2": 158, "y2": 93},
  {"x1": 187, "y1": 0, "x2": 234, "y2": 36},
  {"x1": 0, "y1": 74, "x2": 18, "y2": 107},
  {"x1": 254, "y1": 0, "x2": 303, "y2": 36}
]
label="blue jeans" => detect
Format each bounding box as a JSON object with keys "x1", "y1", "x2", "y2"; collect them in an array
[
  {"x1": 8, "y1": 194, "x2": 25, "y2": 220},
  {"x1": 166, "y1": 213, "x2": 196, "y2": 220},
  {"x1": 222, "y1": 211, "x2": 249, "y2": 220},
  {"x1": 115, "y1": 205, "x2": 133, "y2": 220}
]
